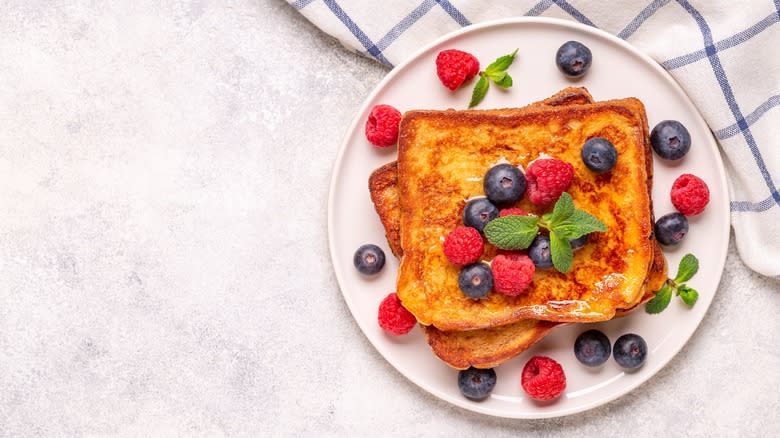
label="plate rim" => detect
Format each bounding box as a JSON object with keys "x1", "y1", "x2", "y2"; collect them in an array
[{"x1": 326, "y1": 16, "x2": 730, "y2": 419}]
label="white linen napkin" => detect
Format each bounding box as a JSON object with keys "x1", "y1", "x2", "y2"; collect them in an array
[{"x1": 290, "y1": 0, "x2": 780, "y2": 278}]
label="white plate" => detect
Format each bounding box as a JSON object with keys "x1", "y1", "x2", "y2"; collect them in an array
[{"x1": 327, "y1": 17, "x2": 729, "y2": 419}]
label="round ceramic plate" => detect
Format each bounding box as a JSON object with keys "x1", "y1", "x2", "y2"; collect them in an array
[{"x1": 327, "y1": 17, "x2": 729, "y2": 419}]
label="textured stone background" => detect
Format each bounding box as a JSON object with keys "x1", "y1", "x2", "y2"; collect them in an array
[{"x1": 0, "y1": 0, "x2": 778, "y2": 436}]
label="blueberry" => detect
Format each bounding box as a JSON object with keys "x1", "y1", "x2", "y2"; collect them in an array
[
  {"x1": 462, "y1": 198, "x2": 499, "y2": 233},
  {"x1": 353, "y1": 244, "x2": 385, "y2": 275},
  {"x1": 528, "y1": 235, "x2": 553, "y2": 269},
  {"x1": 613, "y1": 333, "x2": 647, "y2": 369},
  {"x1": 654, "y1": 212, "x2": 689, "y2": 246},
  {"x1": 651, "y1": 120, "x2": 691, "y2": 160},
  {"x1": 570, "y1": 234, "x2": 589, "y2": 251},
  {"x1": 581, "y1": 137, "x2": 618, "y2": 173},
  {"x1": 483, "y1": 163, "x2": 526, "y2": 206},
  {"x1": 458, "y1": 263, "x2": 493, "y2": 299},
  {"x1": 555, "y1": 41, "x2": 592, "y2": 78},
  {"x1": 574, "y1": 329, "x2": 611, "y2": 367},
  {"x1": 457, "y1": 367, "x2": 497, "y2": 401}
]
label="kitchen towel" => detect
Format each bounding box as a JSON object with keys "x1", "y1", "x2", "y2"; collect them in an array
[{"x1": 290, "y1": 0, "x2": 780, "y2": 278}]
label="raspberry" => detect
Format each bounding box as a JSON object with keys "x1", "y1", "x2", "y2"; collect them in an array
[
  {"x1": 671, "y1": 174, "x2": 710, "y2": 216},
  {"x1": 443, "y1": 226, "x2": 484, "y2": 265},
  {"x1": 377, "y1": 293, "x2": 416, "y2": 336},
  {"x1": 526, "y1": 159, "x2": 574, "y2": 205},
  {"x1": 490, "y1": 253, "x2": 535, "y2": 296},
  {"x1": 521, "y1": 356, "x2": 566, "y2": 401},
  {"x1": 499, "y1": 208, "x2": 530, "y2": 217},
  {"x1": 365, "y1": 104, "x2": 402, "y2": 147},
  {"x1": 436, "y1": 49, "x2": 480, "y2": 91}
]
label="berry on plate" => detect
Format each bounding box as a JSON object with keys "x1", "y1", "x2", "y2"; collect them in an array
[
  {"x1": 491, "y1": 253, "x2": 535, "y2": 296},
  {"x1": 377, "y1": 293, "x2": 416, "y2": 336},
  {"x1": 555, "y1": 41, "x2": 592, "y2": 78},
  {"x1": 574, "y1": 329, "x2": 611, "y2": 367},
  {"x1": 443, "y1": 226, "x2": 484, "y2": 265},
  {"x1": 651, "y1": 120, "x2": 691, "y2": 160},
  {"x1": 654, "y1": 212, "x2": 689, "y2": 246},
  {"x1": 525, "y1": 158, "x2": 574, "y2": 205},
  {"x1": 353, "y1": 244, "x2": 386, "y2": 275},
  {"x1": 613, "y1": 333, "x2": 647, "y2": 369},
  {"x1": 458, "y1": 263, "x2": 494, "y2": 299},
  {"x1": 365, "y1": 104, "x2": 402, "y2": 147},
  {"x1": 671, "y1": 173, "x2": 710, "y2": 216},
  {"x1": 521, "y1": 356, "x2": 566, "y2": 401},
  {"x1": 435, "y1": 49, "x2": 480, "y2": 91},
  {"x1": 458, "y1": 367, "x2": 497, "y2": 401}
]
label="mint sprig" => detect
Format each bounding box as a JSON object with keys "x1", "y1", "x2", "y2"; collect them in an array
[
  {"x1": 645, "y1": 253, "x2": 700, "y2": 314},
  {"x1": 469, "y1": 49, "x2": 518, "y2": 108},
  {"x1": 483, "y1": 192, "x2": 607, "y2": 273}
]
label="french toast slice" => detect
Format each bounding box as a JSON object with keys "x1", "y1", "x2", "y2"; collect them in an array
[
  {"x1": 368, "y1": 89, "x2": 667, "y2": 368},
  {"x1": 396, "y1": 98, "x2": 655, "y2": 330}
]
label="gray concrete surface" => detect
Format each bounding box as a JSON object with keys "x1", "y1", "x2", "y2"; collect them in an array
[{"x1": 0, "y1": 0, "x2": 778, "y2": 436}]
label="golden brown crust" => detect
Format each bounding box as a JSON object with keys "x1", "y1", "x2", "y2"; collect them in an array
[
  {"x1": 396, "y1": 99, "x2": 655, "y2": 329},
  {"x1": 421, "y1": 319, "x2": 558, "y2": 370},
  {"x1": 646, "y1": 236, "x2": 669, "y2": 293},
  {"x1": 540, "y1": 87, "x2": 594, "y2": 106},
  {"x1": 615, "y1": 244, "x2": 667, "y2": 318},
  {"x1": 368, "y1": 162, "x2": 402, "y2": 258}
]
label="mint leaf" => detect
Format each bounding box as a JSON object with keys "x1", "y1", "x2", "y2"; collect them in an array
[
  {"x1": 645, "y1": 283, "x2": 673, "y2": 314},
  {"x1": 543, "y1": 192, "x2": 575, "y2": 226},
  {"x1": 677, "y1": 285, "x2": 699, "y2": 307},
  {"x1": 469, "y1": 74, "x2": 489, "y2": 108},
  {"x1": 484, "y1": 49, "x2": 518, "y2": 75},
  {"x1": 484, "y1": 215, "x2": 539, "y2": 250},
  {"x1": 674, "y1": 253, "x2": 699, "y2": 283},
  {"x1": 492, "y1": 73, "x2": 513, "y2": 88},
  {"x1": 549, "y1": 231, "x2": 573, "y2": 273},
  {"x1": 554, "y1": 210, "x2": 608, "y2": 239},
  {"x1": 487, "y1": 70, "x2": 507, "y2": 82}
]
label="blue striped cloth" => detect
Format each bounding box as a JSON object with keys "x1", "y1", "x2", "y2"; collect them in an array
[{"x1": 292, "y1": 0, "x2": 780, "y2": 278}]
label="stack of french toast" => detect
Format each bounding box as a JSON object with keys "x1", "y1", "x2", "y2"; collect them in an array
[{"x1": 368, "y1": 87, "x2": 668, "y2": 369}]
